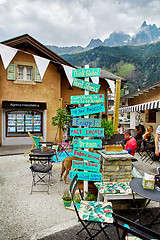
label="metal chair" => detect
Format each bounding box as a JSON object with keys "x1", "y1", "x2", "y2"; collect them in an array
[
  {"x1": 29, "y1": 153, "x2": 52, "y2": 194},
  {"x1": 70, "y1": 174, "x2": 113, "y2": 240},
  {"x1": 113, "y1": 213, "x2": 160, "y2": 240}
]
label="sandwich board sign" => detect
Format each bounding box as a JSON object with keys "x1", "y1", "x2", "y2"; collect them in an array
[
  {"x1": 72, "y1": 78, "x2": 100, "y2": 93},
  {"x1": 69, "y1": 171, "x2": 102, "y2": 182},
  {"x1": 70, "y1": 128, "x2": 104, "y2": 137},
  {"x1": 72, "y1": 118, "x2": 101, "y2": 128},
  {"x1": 72, "y1": 68, "x2": 100, "y2": 78},
  {"x1": 70, "y1": 94, "x2": 104, "y2": 104},
  {"x1": 71, "y1": 103, "x2": 105, "y2": 117},
  {"x1": 72, "y1": 148, "x2": 101, "y2": 163},
  {"x1": 73, "y1": 139, "x2": 102, "y2": 149},
  {"x1": 72, "y1": 160, "x2": 100, "y2": 172}
]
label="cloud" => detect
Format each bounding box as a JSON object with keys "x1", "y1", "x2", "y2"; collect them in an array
[{"x1": 0, "y1": 0, "x2": 160, "y2": 46}]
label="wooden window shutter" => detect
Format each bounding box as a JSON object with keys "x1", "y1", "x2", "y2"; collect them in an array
[
  {"x1": 34, "y1": 66, "x2": 42, "y2": 82},
  {"x1": 7, "y1": 64, "x2": 16, "y2": 80}
]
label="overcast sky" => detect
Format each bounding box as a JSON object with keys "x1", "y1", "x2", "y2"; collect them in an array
[{"x1": 0, "y1": 0, "x2": 160, "y2": 47}]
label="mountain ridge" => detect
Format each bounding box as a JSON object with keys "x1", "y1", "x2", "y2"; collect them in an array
[
  {"x1": 46, "y1": 21, "x2": 160, "y2": 55},
  {"x1": 62, "y1": 40, "x2": 160, "y2": 93}
]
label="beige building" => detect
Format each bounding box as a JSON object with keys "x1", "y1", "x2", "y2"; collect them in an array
[{"x1": 0, "y1": 34, "x2": 122, "y2": 146}]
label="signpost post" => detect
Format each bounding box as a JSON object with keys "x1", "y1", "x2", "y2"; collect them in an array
[{"x1": 69, "y1": 66, "x2": 103, "y2": 199}]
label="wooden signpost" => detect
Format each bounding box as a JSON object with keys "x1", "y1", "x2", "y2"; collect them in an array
[
  {"x1": 70, "y1": 127, "x2": 104, "y2": 137},
  {"x1": 72, "y1": 160, "x2": 100, "y2": 172},
  {"x1": 72, "y1": 78, "x2": 100, "y2": 93},
  {"x1": 72, "y1": 148, "x2": 101, "y2": 163},
  {"x1": 70, "y1": 94, "x2": 104, "y2": 104},
  {"x1": 69, "y1": 67, "x2": 104, "y2": 193},
  {"x1": 72, "y1": 68, "x2": 100, "y2": 78},
  {"x1": 73, "y1": 139, "x2": 102, "y2": 149},
  {"x1": 71, "y1": 103, "x2": 105, "y2": 117},
  {"x1": 72, "y1": 118, "x2": 101, "y2": 127},
  {"x1": 69, "y1": 171, "x2": 102, "y2": 182}
]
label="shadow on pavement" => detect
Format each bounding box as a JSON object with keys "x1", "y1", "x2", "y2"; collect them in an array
[{"x1": 40, "y1": 208, "x2": 160, "y2": 240}]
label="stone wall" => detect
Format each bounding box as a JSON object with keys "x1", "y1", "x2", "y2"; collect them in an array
[{"x1": 98, "y1": 151, "x2": 133, "y2": 182}]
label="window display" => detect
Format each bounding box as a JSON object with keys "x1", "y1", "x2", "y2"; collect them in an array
[{"x1": 6, "y1": 110, "x2": 42, "y2": 136}]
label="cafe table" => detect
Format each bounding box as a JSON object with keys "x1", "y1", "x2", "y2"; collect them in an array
[
  {"x1": 129, "y1": 178, "x2": 160, "y2": 226},
  {"x1": 31, "y1": 148, "x2": 56, "y2": 157},
  {"x1": 94, "y1": 181, "x2": 144, "y2": 202}
]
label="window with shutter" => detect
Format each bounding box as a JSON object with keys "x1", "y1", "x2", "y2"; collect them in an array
[
  {"x1": 35, "y1": 66, "x2": 42, "y2": 82},
  {"x1": 7, "y1": 64, "x2": 16, "y2": 80}
]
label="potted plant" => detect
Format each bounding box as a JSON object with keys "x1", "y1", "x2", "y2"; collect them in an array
[
  {"x1": 52, "y1": 107, "x2": 71, "y2": 142},
  {"x1": 62, "y1": 190, "x2": 72, "y2": 207},
  {"x1": 85, "y1": 191, "x2": 97, "y2": 201},
  {"x1": 74, "y1": 193, "x2": 81, "y2": 210}
]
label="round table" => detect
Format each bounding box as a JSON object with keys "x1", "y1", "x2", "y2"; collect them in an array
[
  {"x1": 129, "y1": 178, "x2": 160, "y2": 202},
  {"x1": 129, "y1": 178, "x2": 160, "y2": 226},
  {"x1": 31, "y1": 148, "x2": 56, "y2": 157}
]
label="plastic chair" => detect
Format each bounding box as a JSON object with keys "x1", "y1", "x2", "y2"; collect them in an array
[{"x1": 70, "y1": 174, "x2": 113, "y2": 240}]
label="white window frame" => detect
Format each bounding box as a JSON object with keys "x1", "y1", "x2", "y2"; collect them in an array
[{"x1": 17, "y1": 65, "x2": 33, "y2": 81}]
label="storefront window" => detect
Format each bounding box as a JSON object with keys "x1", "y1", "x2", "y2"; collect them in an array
[{"x1": 6, "y1": 110, "x2": 42, "y2": 136}]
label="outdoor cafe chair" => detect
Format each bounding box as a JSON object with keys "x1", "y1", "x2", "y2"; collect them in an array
[
  {"x1": 29, "y1": 153, "x2": 53, "y2": 194},
  {"x1": 70, "y1": 174, "x2": 113, "y2": 240},
  {"x1": 24, "y1": 132, "x2": 42, "y2": 156},
  {"x1": 113, "y1": 212, "x2": 160, "y2": 240}
]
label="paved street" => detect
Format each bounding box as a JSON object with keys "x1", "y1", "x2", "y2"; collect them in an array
[{"x1": 0, "y1": 146, "x2": 160, "y2": 239}]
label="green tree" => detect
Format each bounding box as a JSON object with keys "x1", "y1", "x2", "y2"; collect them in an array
[
  {"x1": 101, "y1": 119, "x2": 117, "y2": 137},
  {"x1": 52, "y1": 108, "x2": 71, "y2": 141}
]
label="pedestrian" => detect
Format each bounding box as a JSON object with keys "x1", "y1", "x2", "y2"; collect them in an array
[
  {"x1": 124, "y1": 129, "x2": 137, "y2": 156},
  {"x1": 155, "y1": 125, "x2": 160, "y2": 160}
]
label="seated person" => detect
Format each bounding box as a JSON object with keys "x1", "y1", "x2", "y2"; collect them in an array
[
  {"x1": 143, "y1": 125, "x2": 154, "y2": 142},
  {"x1": 135, "y1": 125, "x2": 143, "y2": 151},
  {"x1": 124, "y1": 129, "x2": 137, "y2": 156}
]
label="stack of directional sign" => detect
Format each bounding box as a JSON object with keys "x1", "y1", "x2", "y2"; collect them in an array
[{"x1": 69, "y1": 68, "x2": 105, "y2": 184}]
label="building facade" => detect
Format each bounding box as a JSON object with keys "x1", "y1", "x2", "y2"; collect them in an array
[{"x1": 1, "y1": 34, "x2": 121, "y2": 146}]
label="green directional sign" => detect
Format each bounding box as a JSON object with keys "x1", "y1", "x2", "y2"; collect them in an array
[
  {"x1": 73, "y1": 139, "x2": 102, "y2": 149},
  {"x1": 71, "y1": 103, "x2": 105, "y2": 117},
  {"x1": 72, "y1": 78, "x2": 100, "y2": 93},
  {"x1": 72, "y1": 160, "x2": 100, "y2": 172},
  {"x1": 70, "y1": 127, "x2": 104, "y2": 137},
  {"x1": 72, "y1": 68, "x2": 100, "y2": 78},
  {"x1": 70, "y1": 94, "x2": 104, "y2": 104},
  {"x1": 72, "y1": 118, "x2": 101, "y2": 127},
  {"x1": 72, "y1": 148, "x2": 101, "y2": 162},
  {"x1": 69, "y1": 171, "x2": 102, "y2": 182}
]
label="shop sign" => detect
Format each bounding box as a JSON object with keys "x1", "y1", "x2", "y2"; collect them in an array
[
  {"x1": 71, "y1": 103, "x2": 105, "y2": 117},
  {"x1": 2, "y1": 101, "x2": 46, "y2": 110},
  {"x1": 70, "y1": 94, "x2": 104, "y2": 104},
  {"x1": 72, "y1": 118, "x2": 101, "y2": 127},
  {"x1": 72, "y1": 160, "x2": 100, "y2": 172},
  {"x1": 70, "y1": 128, "x2": 104, "y2": 137},
  {"x1": 72, "y1": 78, "x2": 100, "y2": 93},
  {"x1": 69, "y1": 171, "x2": 102, "y2": 182},
  {"x1": 73, "y1": 139, "x2": 102, "y2": 149},
  {"x1": 72, "y1": 148, "x2": 101, "y2": 163},
  {"x1": 72, "y1": 68, "x2": 100, "y2": 78}
]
